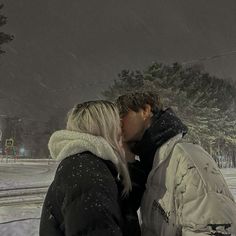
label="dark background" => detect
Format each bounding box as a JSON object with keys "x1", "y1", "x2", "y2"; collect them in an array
[
  {"x1": 1, "y1": 0, "x2": 236, "y2": 120},
  {"x1": 0, "y1": 0, "x2": 235, "y2": 157}
]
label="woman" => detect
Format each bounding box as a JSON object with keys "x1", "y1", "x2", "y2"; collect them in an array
[{"x1": 39, "y1": 100, "x2": 140, "y2": 236}]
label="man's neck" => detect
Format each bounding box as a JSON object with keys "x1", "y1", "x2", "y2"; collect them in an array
[{"x1": 123, "y1": 142, "x2": 136, "y2": 162}]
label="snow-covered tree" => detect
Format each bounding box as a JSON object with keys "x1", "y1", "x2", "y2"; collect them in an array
[{"x1": 103, "y1": 63, "x2": 236, "y2": 167}]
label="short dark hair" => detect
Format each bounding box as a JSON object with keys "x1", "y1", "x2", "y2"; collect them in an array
[{"x1": 116, "y1": 91, "x2": 163, "y2": 117}]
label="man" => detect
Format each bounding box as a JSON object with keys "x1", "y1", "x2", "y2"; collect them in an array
[{"x1": 117, "y1": 91, "x2": 236, "y2": 236}]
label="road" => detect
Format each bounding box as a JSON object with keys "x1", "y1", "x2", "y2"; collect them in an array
[{"x1": 0, "y1": 159, "x2": 57, "y2": 189}]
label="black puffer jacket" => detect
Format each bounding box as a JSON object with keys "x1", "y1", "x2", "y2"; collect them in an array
[
  {"x1": 40, "y1": 130, "x2": 142, "y2": 236},
  {"x1": 40, "y1": 152, "x2": 126, "y2": 235}
]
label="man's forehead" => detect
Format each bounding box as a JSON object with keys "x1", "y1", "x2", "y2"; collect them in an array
[{"x1": 121, "y1": 109, "x2": 141, "y2": 119}]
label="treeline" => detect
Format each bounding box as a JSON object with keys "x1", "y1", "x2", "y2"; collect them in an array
[
  {"x1": 0, "y1": 4, "x2": 14, "y2": 54},
  {"x1": 103, "y1": 63, "x2": 236, "y2": 168}
]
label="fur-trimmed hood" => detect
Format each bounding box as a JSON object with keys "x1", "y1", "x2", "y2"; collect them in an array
[{"x1": 48, "y1": 130, "x2": 119, "y2": 166}]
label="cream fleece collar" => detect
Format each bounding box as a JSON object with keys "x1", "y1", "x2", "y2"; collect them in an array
[{"x1": 48, "y1": 130, "x2": 119, "y2": 166}]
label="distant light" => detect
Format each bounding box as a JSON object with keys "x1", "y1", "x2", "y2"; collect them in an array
[{"x1": 20, "y1": 148, "x2": 25, "y2": 154}]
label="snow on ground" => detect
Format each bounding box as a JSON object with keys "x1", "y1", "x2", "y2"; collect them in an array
[
  {"x1": 0, "y1": 205, "x2": 41, "y2": 236},
  {"x1": 0, "y1": 160, "x2": 235, "y2": 236},
  {"x1": 0, "y1": 160, "x2": 58, "y2": 236},
  {"x1": 0, "y1": 159, "x2": 58, "y2": 189}
]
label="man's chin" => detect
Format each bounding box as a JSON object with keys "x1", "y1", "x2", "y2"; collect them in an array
[
  {"x1": 122, "y1": 134, "x2": 130, "y2": 142},
  {"x1": 123, "y1": 136, "x2": 136, "y2": 143},
  {"x1": 129, "y1": 136, "x2": 143, "y2": 142},
  {"x1": 122, "y1": 138, "x2": 129, "y2": 143}
]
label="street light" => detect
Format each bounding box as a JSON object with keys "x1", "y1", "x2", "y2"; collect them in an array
[{"x1": 19, "y1": 147, "x2": 25, "y2": 156}]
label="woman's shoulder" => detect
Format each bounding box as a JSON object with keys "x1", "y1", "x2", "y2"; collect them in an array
[
  {"x1": 59, "y1": 151, "x2": 100, "y2": 164},
  {"x1": 53, "y1": 152, "x2": 119, "y2": 198},
  {"x1": 56, "y1": 152, "x2": 117, "y2": 181}
]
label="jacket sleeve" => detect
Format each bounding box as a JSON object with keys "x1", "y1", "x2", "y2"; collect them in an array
[
  {"x1": 56, "y1": 155, "x2": 123, "y2": 236},
  {"x1": 182, "y1": 224, "x2": 234, "y2": 236},
  {"x1": 182, "y1": 231, "x2": 222, "y2": 236},
  {"x1": 175, "y1": 161, "x2": 236, "y2": 236}
]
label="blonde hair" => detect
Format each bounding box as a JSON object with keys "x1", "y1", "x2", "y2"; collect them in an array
[{"x1": 66, "y1": 100, "x2": 132, "y2": 195}]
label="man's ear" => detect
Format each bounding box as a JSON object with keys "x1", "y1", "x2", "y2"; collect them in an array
[{"x1": 142, "y1": 104, "x2": 152, "y2": 120}]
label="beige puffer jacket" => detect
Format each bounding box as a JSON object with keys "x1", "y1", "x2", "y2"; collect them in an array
[{"x1": 141, "y1": 134, "x2": 236, "y2": 236}]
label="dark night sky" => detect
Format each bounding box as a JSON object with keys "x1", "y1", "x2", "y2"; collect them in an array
[{"x1": 0, "y1": 0, "x2": 236, "y2": 121}]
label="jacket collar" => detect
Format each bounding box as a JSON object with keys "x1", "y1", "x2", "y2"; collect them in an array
[
  {"x1": 152, "y1": 134, "x2": 183, "y2": 169},
  {"x1": 48, "y1": 130, "x2": 119, "y2": 166},
  {"x1": 129, "y1": 108, "x2": 187, "y2": 173},
  {"x1": 131, "y1": 108, "x2": 187, "y2": 158}
]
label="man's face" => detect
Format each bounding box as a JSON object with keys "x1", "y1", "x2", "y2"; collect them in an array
[{"x1": 121, "y1": 109, "x2": 148, "y2": 142}]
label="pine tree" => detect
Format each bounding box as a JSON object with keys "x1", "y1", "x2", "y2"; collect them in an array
[
  {"x1": 0, "y1": 4, "x2": 14, "y2": 54},
  {"x1": 103, "y1": 63, "x2": 236, "y2": 167}
]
